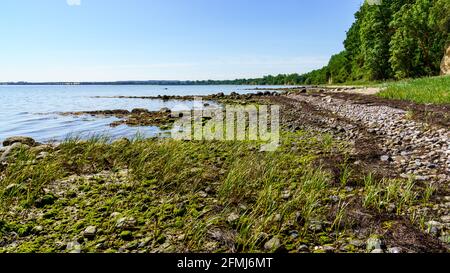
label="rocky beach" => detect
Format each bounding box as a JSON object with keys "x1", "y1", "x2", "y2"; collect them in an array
[{"x1": 1, "y1": 87, "x2": 449, "y2": 253}]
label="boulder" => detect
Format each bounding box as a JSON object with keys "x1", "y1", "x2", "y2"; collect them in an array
[
  {"x1": 30, "y1": 144, "x2": 53, "y2": 154},
  {"x1": 0, "y1": 143, "x2": 29, "y2": 162},
  {"x1": 3, "y1": 136, "x2": 36, "y2": 147},
  {"x1": 441, "y1": 45, "x2": 450, "y2": 75}
]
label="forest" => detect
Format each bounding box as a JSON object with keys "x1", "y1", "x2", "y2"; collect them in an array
[{"x1": 222, "y1": 0, "x2": 450, "y2": 85}]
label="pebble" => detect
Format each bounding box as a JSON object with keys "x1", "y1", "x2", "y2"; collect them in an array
[
  {"x1": 116, "y1": 217, "x2": 136, "y2": 230},
  {"x1": 366, "y1": 237, "x2": 383, "y2": 252},
  {"x1": 264, "y1": 237, "x2": 281, "y2": 251},
  {"x1": 426, "y1": 221, "x2": 443, "y2": 236},
  {"x1": 66, "y1": 241, "x2": 82, "y2": 253},
  {"x1": 380, "y1": 155, "x2": 391, "y2": 162},
  {"x1": 110, "y1": 212, "x2": 121, "y2": 218},
  {"x1": 387, "y1": 247, "x2": 402, "y2": 253},
  {"x1": 297, "y1": 244, "x2": 310, "y2": 252},
  {"x1": 308, "y1": 221, "x2": 323, "y2": 232},
  {"x1": 227, "y1": 212, "x2": 240, "y2": 224},
  {"x1": 83, "y1": 226, "x2": 97, "y2": 238}
]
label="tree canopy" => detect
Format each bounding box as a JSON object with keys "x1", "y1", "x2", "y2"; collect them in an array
[{"x1": 221, "y1": 0, "x2": 449, "y2": 85}]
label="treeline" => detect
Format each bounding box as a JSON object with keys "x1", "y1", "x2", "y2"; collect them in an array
[
  {"x1": 220, "y1": 0, "x2": 450, "y2": 85},
  {"x1": 333, "y1": 0, "x2": 449, "y2": 83}
]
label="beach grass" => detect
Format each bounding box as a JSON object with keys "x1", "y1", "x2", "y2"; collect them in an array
[
  {"x1": 0, "y1": 131, "x2": 436, "y2": 253},
  {"x1": 377, "y1": 75, "x2": 450, "y2": 104}
]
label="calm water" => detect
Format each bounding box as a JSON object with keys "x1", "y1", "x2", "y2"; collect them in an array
[{"x1": 0, "y1": 85, "x2": 290, "y2": 145}]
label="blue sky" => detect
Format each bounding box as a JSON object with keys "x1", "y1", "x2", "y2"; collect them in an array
[{"x1": 0, "y1": 0, "x2": 364, "y2": 82}]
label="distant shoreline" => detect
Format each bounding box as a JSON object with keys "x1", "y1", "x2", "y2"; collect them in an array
[{"x1": 0, "y1": 81, "x2": 298, "y2": 86}]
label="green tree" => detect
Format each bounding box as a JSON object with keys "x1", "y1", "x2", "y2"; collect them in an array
[
  {"x1": 390, "y1": 0, "x2": 450, "y2": 79},
  {"x1": 328, "y1": 51, "x2": 350, "y2": 83},
  {"x1": 359, "y1": 1, "x2": 393, "y2": 80}
]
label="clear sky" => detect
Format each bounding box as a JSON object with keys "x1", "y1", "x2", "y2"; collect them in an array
[{"x1": 0, "y1": 0, "x2": 364, "y2": 82}]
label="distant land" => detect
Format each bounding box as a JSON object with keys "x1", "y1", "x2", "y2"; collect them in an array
[
  {"x1": 0, "y1": 80, "x2": 237, "y2": 86},
  {"x1": 0, "y1": 80, "x2": 279, "y2": 86},
  {"x1": 0, "y1": 74, "x2": 311, "y2": 86}
]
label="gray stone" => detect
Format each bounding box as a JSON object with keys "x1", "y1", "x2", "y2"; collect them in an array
[
  {"x1": 297, "y1": 244, "x2": 310, "y2": 252},
  {"x1": 116, "y1": 217, "x2": 136, "y2": 230},
  {"x1": 110, "y1": 212, "x2": 121, "y2": 218},
  {"x1": 322, "y1": 245, "x2": 336, "y2": 253},
  {"x1": 308, "y1": 221, "x2": 323, "y2": 232},
  {"x1": 289, "y1": 230, "x2": 299, "y2": 239},
  {"x1": 366, "y1": 237, "x2": 383, "y2": 252},
  {"x1": 426, "y1": 221, "x2": 443, "y2": 236},
  {"x1": 264, "y1": 237, "x2": 281, "y2": 251},
  {"x1": 329, "y1": 195, "x2": 340, "y2": 203},
  {"x1": 37, "y1": 152, "x2": 49, "y2": 160},
  {"x1": 3, "y1": 136, "x2": 36, "y2": 147},
  {"x1": 83, "y1": 226, "x2": 97, "y2": 238},
  {"x1": 281, "y1": 191, "x2": 291, "y2": 200},
  {"x1": 66, "y1": 241, "x2": 82, "y2": 253},
  {"x1": 30, "y1": 144, "x2": 53, "y2": 154},
  {"x1": 33, "y1": 225, "x2": 44, "y2": 234},
  {"x1": 380, "y1": 155, "x2": 391, "y2": 162},
  {"x1": 387, "y1": 247, "x2": 402, "y2": 253},
  {"x1": 227, "y1": 212, "x2": 240, "y2": 224},
  {"x1": 371, "y1": 249, "x2": 384, "y2": 253}
]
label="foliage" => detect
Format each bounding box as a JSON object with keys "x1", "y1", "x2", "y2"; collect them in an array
[{"x1": 217, "y1": 0, "x2": 450, "y2": 85}]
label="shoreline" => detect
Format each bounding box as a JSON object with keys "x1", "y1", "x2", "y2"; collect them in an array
[{"x1": 1, "y1": 89, "x2": 449, "y2": 253}]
